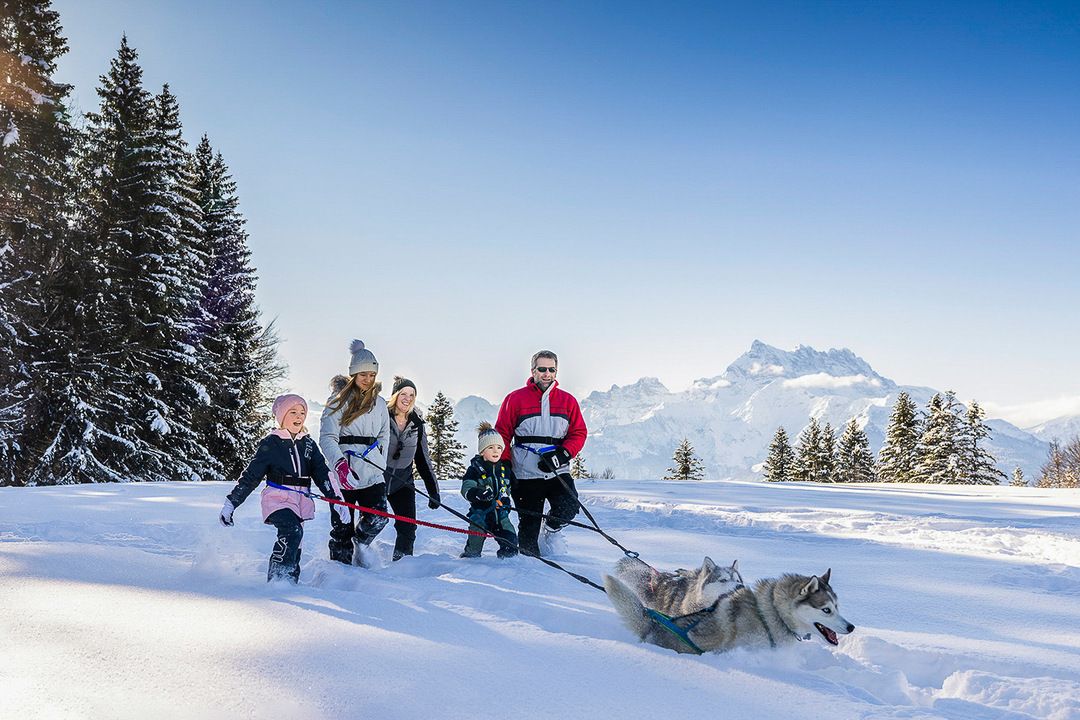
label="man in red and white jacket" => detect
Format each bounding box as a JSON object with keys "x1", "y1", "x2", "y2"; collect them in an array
[{"x1": 495, "y1": 349, "x2": 587, "y2": 557}]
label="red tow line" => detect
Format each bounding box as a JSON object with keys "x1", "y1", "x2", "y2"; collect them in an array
[{"x1": 266, "y1": 481, "x2": 492, "y2": 537}]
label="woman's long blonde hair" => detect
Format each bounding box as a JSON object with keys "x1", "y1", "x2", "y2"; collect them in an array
[{"x1": 327, "y1": 374, "x2": 382, "y2": 427}]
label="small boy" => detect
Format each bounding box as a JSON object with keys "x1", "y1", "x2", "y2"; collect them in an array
[{"x1": 460, "y1": 422, "x2": 518, "y2": 558}]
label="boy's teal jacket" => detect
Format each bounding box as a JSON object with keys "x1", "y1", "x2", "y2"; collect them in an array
[{"x1": 460, "y1": 454, "x2": 515, "y2": 513}]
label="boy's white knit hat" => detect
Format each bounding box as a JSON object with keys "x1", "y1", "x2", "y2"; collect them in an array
[{"x1": 477, "y1": 421, "x2": 504, "y2": 454}]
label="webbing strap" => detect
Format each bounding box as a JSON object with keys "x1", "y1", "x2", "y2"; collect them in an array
[{"x1": 644, "y1": 609, "x2": 706, "y2": 655}]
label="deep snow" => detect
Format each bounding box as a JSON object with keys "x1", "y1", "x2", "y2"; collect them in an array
[{"x1": 1, "y1": 480, "x2": 1078, "y2": 719}]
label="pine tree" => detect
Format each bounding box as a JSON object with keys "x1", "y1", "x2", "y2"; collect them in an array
[
  {"x1": 190, "y1": 135, "x2": 280, "y2": 480},
  {"x1": 762, "y1": 426, "x2": 796, "y2": 482},
  {"x1": 877, "y1": 392, "x2": 920, "y2": 483},
  {"x1": 663, "y1": 438, "x2": 705, "y2": 481},
  {"x1": 914, "y1": 391, "x2": 965, "y2": 484},
  {"x1": 1010, "y1": 467, "x2": 1026, "y2": 487},
  {"x1": 425, "y1": 393, "x2": 466, "y2": 480},
  {"x1": 960, "y1": 401, "x2": 1006, "y2": 485},
  {"x1": 793, "y1": 418, "x2": 822, "y2": 482},
  {"x1": 835, "y1": 418, "x2": 876, "y2": 483},
  {"x1": 0, "y1": 0, "x2": 77, "y2": 485},
  {"x1": 570, "y1": 453, "x2": 591, "y2": 480},
  {"x1": 142, "y1": 84, "x2": 220, "y2": 481},
  {"x1": 71, "y1": 35, "x2": 182, "y2": 483},
  {"x1": 817, "y1": 422, "x2": 837, "y2": 482}
]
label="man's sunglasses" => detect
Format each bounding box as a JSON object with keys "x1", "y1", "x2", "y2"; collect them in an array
[{"x1": 533, "y1": 366, "x2": 557, "y2": 373}]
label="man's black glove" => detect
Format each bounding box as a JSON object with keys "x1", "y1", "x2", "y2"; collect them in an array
[
  {"x1": 427, "y1": 491, "x2": 441, "y2": 510},
  {"x1": 467, "y1": 486, "x2": 494, "y2": 504},
  {"x1": 537, "y1": 447, "x2": 572, "y2": 474}
]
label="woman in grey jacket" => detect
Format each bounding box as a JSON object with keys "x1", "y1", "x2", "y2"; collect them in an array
[
  {"x1": 320, "y1": 340, "x2": 391, "y2": 566},
  {"x1": 384, "y1": 376, "x2": 442, "y2": 560}
]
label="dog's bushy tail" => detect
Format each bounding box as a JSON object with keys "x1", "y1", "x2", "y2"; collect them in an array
[{"x1": 604, "y1": 574, "x2": 653, "y2": 641}]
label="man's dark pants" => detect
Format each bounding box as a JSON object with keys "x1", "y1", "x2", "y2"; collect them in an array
[{"x1": 510, "y1": 473, "x2": 579, "y2": 556}]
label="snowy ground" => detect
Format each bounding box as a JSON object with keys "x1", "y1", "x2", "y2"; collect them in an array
[{"x1": 2, "y1": 479, "x2": 1079, "y2": 720}]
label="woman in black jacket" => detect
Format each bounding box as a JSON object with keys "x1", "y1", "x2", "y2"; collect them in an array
[{"x1": 384, "y1": 376, "x2": 442, "y2": 560}]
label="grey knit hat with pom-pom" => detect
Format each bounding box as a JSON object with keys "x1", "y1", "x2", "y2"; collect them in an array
[
  {"x1": 348, "y1": 339, "x2": 379, "y2": 375},
  {"x1": 476, "y1": 421, "x2": 504, "y2": 454}
]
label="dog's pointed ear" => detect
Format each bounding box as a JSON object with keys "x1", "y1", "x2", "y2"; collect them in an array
[
  {"x1": 799, "y1": 576, "x2": 820, "y2": 597},
  {"x1": 702, "y1": 556, "x2": 716, "y2": 572},
  {"x1": 731, "y1": 559, "x2": 739, "y2": 572},
  {"x1": 821, "y1": 568, "x2": 831, "y2": 585}
]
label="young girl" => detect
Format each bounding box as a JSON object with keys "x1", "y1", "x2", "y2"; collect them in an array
[
  {"x1": 219, "y1": 394, "x2": 349, "y2": 583},
  {"x1": 460, "y1": 423, "x2": 518, "y2": 558},
  {"x1": 320, "y1": 339, "x2": 391, "y2": 566}
]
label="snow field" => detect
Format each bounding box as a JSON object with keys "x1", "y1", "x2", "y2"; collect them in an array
[{"x1": 1, "y1": 480, "x2": 1078, "y2": 719}]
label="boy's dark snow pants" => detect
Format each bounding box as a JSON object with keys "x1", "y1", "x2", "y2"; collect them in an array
[
  {"x1": 266, "y1": 508, "x2": 303, "y2": 583},
  {"x1": 462, "y1": 507, "x2": 518, "y2": 558}
]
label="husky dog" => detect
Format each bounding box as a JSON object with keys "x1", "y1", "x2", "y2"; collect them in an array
[
  {"x1": 604, "y1": 567, "x2": 854, "y2": 654},
  {"x1": 613, "y1": 556, "x2": 744, "y2": 616}
]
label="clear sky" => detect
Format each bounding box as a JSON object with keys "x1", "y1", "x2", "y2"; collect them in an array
[{"x1": 50, "y1": 0, "x2": 1080, "y2": 425}]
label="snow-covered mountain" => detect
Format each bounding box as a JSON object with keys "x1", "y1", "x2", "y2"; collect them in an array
[
  {"x1": 1026, "y1": 414, "x2": 1080, "y2": 444},
  {"x1": 454, "y1": 341, "x2": 1050, "y2": 481}
]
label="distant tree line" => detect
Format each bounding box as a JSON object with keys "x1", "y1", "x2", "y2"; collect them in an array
[
  {"x1": 762, "y1": 391, "x2": 1009, "y2": 485},
  {"x1": 1, "y1": 4, "x2": 278, "y2": 485}
]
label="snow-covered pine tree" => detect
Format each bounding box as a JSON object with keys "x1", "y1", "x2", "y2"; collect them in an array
[
  {"x1": 190, "y1": 135, "x2": 280, "y2": 480},
  {"x1": 835, "y1": 418, "x2": 876, "y2": 483},
  {"x1": 793, "y1": 418, "x2": 822, "y2": 482},
  {"x1": 762, "y1": 426, "x2": 796, "y2": 482},
  {"x1": 74, "y1": 35, "x2": 189, "y2": 483},
  {"x1": 960, "y1": 401, "x2": 1005, "y2": 485},
  {"x1": 425, "y1": 392, "x2": 466, "y2": 480},
  {"x1": 1010, "y1": 467, "x2": 1026, "y2": 487},
  {"x1": 817, "y1": 422, "x2": 837, "y2": 482},
  {"x1": 570, "y1": 453, "x2": 590, "y2": 480},
  {"x1": 0, "y1": 0, "x2": 77, "y2": 485},
  {"x1": 914, "y1": 391, "x2": 965, "y2": 484},
  {"x1": 143, "y1": 84, "x2": 221, "y2": 481},
  {"x1": 663, "y1": 438, "x2": 705, "y2": 481},
  {"x1": 876, "y1": 392, "x2": 920, "y2": 483}
]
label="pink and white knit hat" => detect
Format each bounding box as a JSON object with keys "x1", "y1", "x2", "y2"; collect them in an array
[{"x1": 272, "y1": 394, "x2": 308, "y2": 427}]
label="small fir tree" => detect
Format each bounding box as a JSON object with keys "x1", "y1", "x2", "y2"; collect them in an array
[
  {"x1": 877, "y1": 392, "x2": 920, "y2": 483},
  {"x1": 793, "y1": 418, "x2": 822, "y2": 482},
  {"x1": 959, "y1": 401, "x2": 1006, "y2": 485},
  {"x1": 570, "y1": 453, "x2": 591, "y2": 480},
  {"x1": 1010, "y1": 467, "x2": 1027, "y2": 487},
  {"x1": 425, "y1": 393, "x2": 466, "y2": 480},
  {"x1": 762, "y1": 426, "x2": 796, "y2": 482},
  {"x1": 817, "y1": 422, "x2": 837, "y2": 482},
  {"x1": 664, "y1": 438, "x2": 705, "y2": 481},
  {"x1": 914, "y1": 391, "x2": 965, "y2": 484},
  {"x1": 835, "y1": 418, "x2": 876, "y2": 483}
]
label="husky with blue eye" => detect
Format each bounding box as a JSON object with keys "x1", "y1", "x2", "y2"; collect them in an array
[{"x1": 605, "y1": 565, "x2": 856, "y2": 655}]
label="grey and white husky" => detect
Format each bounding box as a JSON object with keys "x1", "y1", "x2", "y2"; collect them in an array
[
  {"x1": 604, "y1": 567, "x2": 855, "y2": 654},
  {"x1": 613, "y1": 556, "x2": 744, "y2": 616}
]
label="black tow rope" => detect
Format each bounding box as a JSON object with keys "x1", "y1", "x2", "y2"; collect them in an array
[
  {"x1": 553, "y1": 473, "x2": 639, "y2": 559},
  {"x1": 412, "y1": 486, "x2": 606, "y2": 593}
]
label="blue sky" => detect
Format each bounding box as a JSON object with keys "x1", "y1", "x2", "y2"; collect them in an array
[{"x1": 51, "y1": 1, "x2": 1080, "y2": 424}]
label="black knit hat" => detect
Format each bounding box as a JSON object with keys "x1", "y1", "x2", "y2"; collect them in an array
[{"x1": 392, "y1": 376, "x2": 417, "y2": 395}]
